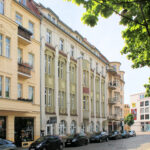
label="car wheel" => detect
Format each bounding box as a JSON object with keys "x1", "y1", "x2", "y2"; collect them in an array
[
  {"x1": 59, "y1": 144, "x2": 63, "y2": 150},
  {"x1": 106, "y1": 137, "x2": 109, "y2": 142}
]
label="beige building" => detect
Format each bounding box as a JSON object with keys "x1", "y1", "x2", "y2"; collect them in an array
[
  {"x1": 36, "y1": 3, "x2": 125, "y2": 136},
  {"x1": 107, "y1": 62, "x2": 125, "y2": 132},
  {"x1": 0, "y1": 0, "x2": 40, "y2": 147}
]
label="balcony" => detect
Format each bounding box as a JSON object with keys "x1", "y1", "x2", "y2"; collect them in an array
[
  {"x1": 59, "y1": 107, "x2": 67, "y2": 115},
  {"x1": 83, "y1": 110, "x2": 89, "y2": 119},
  {"x1": 18, "y1": 25, "x2": 32, "y2": 45},
  {"x1": 108, "y1": 81, "x2": 117, "y2": 90},
  {"x1": 108, "y1": 97, "x2": 118, "y2": 104},
  {"x1": 18, "y1": 62, "x2": 32, "y2": 78},
  {"x1": 107, "y1": 66, "x2": 117, "y2": 75},
  {"x1": 45, "y1": 106, "x2": 55, "y2": 114},
  {"x1": 18, "y1": 98, "x2": 32, "y2": 102},
  {"x1": 70, "y1": 109, "x2": 77, "y2": 116}
]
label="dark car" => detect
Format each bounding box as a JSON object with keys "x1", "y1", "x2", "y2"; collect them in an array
[
  {"x1": 121, "y1": 130, "x2": 129, "y2": 138},
  {"x1": 109, "y1": 131, "x2": 122, "y2": 140},
  {"x1": 89, "y1": 132, "x2": 109, "y2": 143},
  {"x1": 0, "y1": 138, "x2": 17, "y2": 150},
  {"x1": 29, "y1": 135, "x2": 63, "y2": 150},
  {"x1": 129, "y1": 130, "x2": 136, "y2": 137},
  {"x1": 65, "y1": 133, "x2": 88, "y2": 147}
]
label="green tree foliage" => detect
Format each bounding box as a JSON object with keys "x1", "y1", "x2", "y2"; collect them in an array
[
  {"x1": 65, "y1": 0, "x2": 150, "y2": 96},
  {"x1": 124, "y1": 114, "x2": 134, "y2": 127}
]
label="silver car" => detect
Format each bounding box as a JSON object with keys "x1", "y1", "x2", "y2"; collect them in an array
[{"x1": 0, "y1": 138, "x2": 17, "y2": 150}]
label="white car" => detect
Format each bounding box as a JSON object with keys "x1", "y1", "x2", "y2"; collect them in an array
[{"x1": 129, "y1": 130, "x2": 136, "y2": 137}]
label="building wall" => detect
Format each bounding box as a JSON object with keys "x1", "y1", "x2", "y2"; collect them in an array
[{"x1": 130, "y1": 92, "x2": 150, "y2": 132}]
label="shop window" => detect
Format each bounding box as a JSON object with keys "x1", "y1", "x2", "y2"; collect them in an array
[
  {"x1": 0, "y1": 116, "x2": 6, "y2": 139},
  {"x1": 140, "y1": 115, "x2": 144, "y2": 120},
  {"x1": 145, "y1": 114, "x2": 149, "y2": 120},
  {"x1": 140, "y1": 101, "x2": 144, "y2": 107},
  {"x1": 145, "y1": 101, "x2": 149, "y2": 106}
]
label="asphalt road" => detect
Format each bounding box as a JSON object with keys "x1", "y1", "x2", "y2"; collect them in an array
[{"x1": 18, "y1": 133, "x2": 150, "y2": 150}]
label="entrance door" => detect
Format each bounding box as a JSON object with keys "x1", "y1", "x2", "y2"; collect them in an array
[{"x1": 46, "y1": 124, "x2": 54, "y2": 135}]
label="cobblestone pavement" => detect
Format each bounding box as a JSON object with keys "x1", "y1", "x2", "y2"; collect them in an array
[{"x1": 17, "y1": 132, "x2": 150, "y2": 150}]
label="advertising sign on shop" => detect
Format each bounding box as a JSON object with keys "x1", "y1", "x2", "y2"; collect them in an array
[{"x1": 131, "y1": 109, "x2": 137, "y2": 120}]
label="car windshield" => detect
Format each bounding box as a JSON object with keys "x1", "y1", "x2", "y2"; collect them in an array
[{"x1": 36, "y1": 136, "x2": 48, "y2": 142}]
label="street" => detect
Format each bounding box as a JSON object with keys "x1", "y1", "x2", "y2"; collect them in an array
[{"x1": 18, "y1": 133, "x2": 150, "y2": 150}]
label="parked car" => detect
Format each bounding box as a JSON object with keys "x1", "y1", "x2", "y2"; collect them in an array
[
  {"x1": 89, "y1": 132, "x2": 109, "y2": 143},
  {"x1": 29, "y1": 135, "x2": 63, "y2": 150},
  {"x1": 129, "y1": 130, "x2": 136, "y2": 137},
  {"x1": 0, "y1": 138, "x2": 17, "y2": 150},
  {"x1": 109, "y1": 131, "x2": 122, "y2": 140},
  {"x1": 121, "y1": 130, "x2": 129, "y2": 138},
  {"x1": 65, "y1": 133, "x2": 88, "y2": 147}
]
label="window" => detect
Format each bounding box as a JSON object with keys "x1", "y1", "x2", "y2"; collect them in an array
[
  {"x1": 0, "y1": 0, "x2": 4, "y2": 14},
  {"x1": 140, "y1": 94, "x2": 145, "y2": 99},
  {"x1": 96, "y1": 63, "x2": 98, "y2": 72},
  {"x1": 145, "y1": 114, "x2": 149, "y2": 120},
  {"x1": 81, "y1": 52, "x2": 84, "y2": 58},
  {"x1": 0, "y1": 76, "x2": 2, "y2": 97},
  {"x1": 48, "y1": 56, "x2": 51, "y2": 75},
  {"x1": 5, "y1": 77, "x2": 10, "y2": 98},
  {"x1": 140, "y1": 108, "x2": 144, "y2": 113},
  {"x1": 28, "y1": 53, "x2": 34, "y2": 68},
  {"x1": 28, "y1": 21, "x2": 34, "y2": 38},
  {"x1": 60, "y1": 39, "x2": 64, "y2": 51},
  {"x1": 45, "y1": 88, "x2": 47, "y2": 105},
  {"x1": 19, "y1": 0, "x2": 26, "y2": 6},
  {"x1": 48, "y1": 14, "x2": 51, "y2": 20},
  {"x1": 45, "y1": 54, "x2": 47, "y2": 73},
  {"x1": 90, "y1": 58, "x2": 92, "y2": 68},
  {"x1": 70, "y1": 121, "x2": 76, "y2": 135},
  {"x1": 0, "y1": 34, "x2": 2, "y2": 56},
  {"x1": 5, "y1": 37, "x2": 10, "y2": 58},
  {"x1": 28, "y1": 86, "x2": 34, "y2": 101},
  {"x1": 18, "y1": 83, "x2": 22, "y2": 98},
  {"x1": 16, "y1": 13, "x2": 22, "y2": 25},
  {"x1": 70, "y1": 45, "x2": 74, "y2": 57},
  {"x1": 47, "y1": 88, "x2": 52, "y2": 106},
  {"x1": 18, "y1": 48, "x2": 22, "y2": 63},
  {"x1": 59, "y1": 120, "x2": 67, "y2": 136},
  {"x1": 52, "y1": 17, "x2": 55, "y2": 23},
  {"x1": 58, "y1": 91, "x2": 64, "y2": 107},
  {"x1": 83, "y1": 96, "x2": 86, "y2": 110},
  {"x1": 60, "y1": 62, "x2": 63, "y2": 79},
  {"x1": 140, "y1": 115, "x2": 144, "y2": 120},
  {"x1": 83, "y1": 71, "x2": 86, "y2": 86},
  {"x1": 102, "y1": 66, "x2": 104, "y2": 75},
  {"x1": 145, "y1": 101, "x2": 149, "y2": 106},
  {"x1": 46, "y1": 29, "x2": 51, "y2": 44},
  {"x1": 140, "y1": 101, "x2": 144, "y2": 107},
  {"x1": 145, "y1": 107, "x2": 149, "y2": 113}
]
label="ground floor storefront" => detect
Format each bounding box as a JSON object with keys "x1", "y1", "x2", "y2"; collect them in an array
[
  {"x1": 108, "y1": 120, "x2": 123, "y2": 133},
  {"x1": 0, "y1": 111, "x2": 40, "y2": 148},
  {"x1": 132, "y1": 121, "x2": 150, "y2": 132}
]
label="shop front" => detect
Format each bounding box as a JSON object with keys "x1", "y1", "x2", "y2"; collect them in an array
[
  {"x1": 15, "y1": 117, "x2": 34, "y2": 147},
  {"x1": 0, "y1": 116, "x2": 6, "y2": 139}
]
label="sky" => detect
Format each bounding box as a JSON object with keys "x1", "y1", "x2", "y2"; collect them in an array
[{"x1": 34, "y1": 0, "x2": 150, "y2": 105}]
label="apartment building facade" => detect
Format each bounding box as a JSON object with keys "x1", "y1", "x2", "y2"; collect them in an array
[
  {"x1": 124, "y1": 104, "x2": 130, "y2": 131},
  {"x1": 107, "y1": 62, "x2": 125, "y2": 132},
  {"x1": 130, "y1": 92, "x2": 150, "y2": 132},
  {"x1": 0, "y1": 0, "x2": 40, "y2": 147},
  {"x1": 36, "y1": 3, "x2": 125, "y2": 136}
]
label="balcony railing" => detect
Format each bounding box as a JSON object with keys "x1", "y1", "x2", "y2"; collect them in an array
[
  {"x1": 108, "y1": 81, "x2": 117, "y2": 90},
  {"x1": 45, "y1": 106, "x2": 55, "y2": 114},
  {"x1": 18, "y1": 62, "x2": 32, "y2": 78},
  {"x1": 108, "y1": 97, "x2": 118, "y2": 104},
  {"x1": 107, "y1": 66, "x2": 117, "y2": 74},
  {"x1": 83, "y1": 110, "x2": 89, "y2": 119},
  {"x1": 18, "y1": 25, "x2": 32, "y2": 45},
  {"x1": 18, "y1": 98, "x2": 32, "y2": 102}
]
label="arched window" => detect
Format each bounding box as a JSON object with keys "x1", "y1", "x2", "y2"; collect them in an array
[
  {"x1": 96, "y1": 122, "x2": 100, "y2": 132},
  {"x1": 70, "y1": 120, "x2": 76, "y2": 135},
  {"x1": 59, "y1": 120, "x2": 67, "y2": 136},
  {"x1": 90, "y1": 121, "x2": 94, "y2": 133}
]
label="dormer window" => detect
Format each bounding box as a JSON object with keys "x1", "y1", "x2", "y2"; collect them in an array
[
  {"x1": 48, "y1": 14, "x2": 51, "y2": 20},
  {"x1": 0, "y1": 0, "x2": 4, "y2": 15},
  {"x1": 52, "y1": 17, "x2": 55, "y2": 23}
]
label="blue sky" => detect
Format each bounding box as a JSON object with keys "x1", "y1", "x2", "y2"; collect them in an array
[{"x1": 34, "y1": 0, "x2": 150, "y2": 104}]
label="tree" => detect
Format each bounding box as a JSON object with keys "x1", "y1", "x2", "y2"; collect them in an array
[
  {"x1": 124, "y1": 114, "x2": 134, "y2": 127},
  {"x1": 65, "y1": 0, "x2": 150, "y2": 96}
]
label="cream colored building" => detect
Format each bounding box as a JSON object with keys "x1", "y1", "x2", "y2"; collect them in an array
[
  {"x1": 0, "y1": 0, "x2": 40, "y2": 147},
  {"x1": 107, "y1": 62, "x2": 125, "y2": 132},
  {"x1": 36, "y1": 3, "x2": 125, "y2": 136}
]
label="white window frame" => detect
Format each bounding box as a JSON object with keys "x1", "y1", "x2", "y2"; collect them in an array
[
  {"x1": 46, "y1": 29, "x2": 51, "y2": 44},
  {"x1": 28, "y1": 86, "x2": 34, "y2": 101},
  {"x1": 16, "y1": 13, "x2": 22, "y2": 26},
  {"x1": 28, "y1": 53, "x2": 34, "y2": 68}
]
